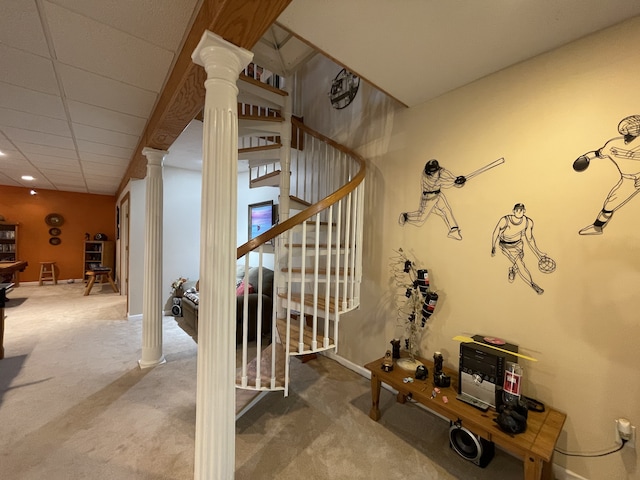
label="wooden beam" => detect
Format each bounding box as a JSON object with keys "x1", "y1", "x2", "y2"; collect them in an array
[{"x1": 117, "y1": 0, "x2": 293, "y2": 196}]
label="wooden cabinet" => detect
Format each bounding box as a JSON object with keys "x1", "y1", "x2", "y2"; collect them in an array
[
  {"x1": 0, "y1": 223, "x2": 18, "y2": 262},
  {"x1": 83, "y1": 241, "x2": 115, "y2": 277}
]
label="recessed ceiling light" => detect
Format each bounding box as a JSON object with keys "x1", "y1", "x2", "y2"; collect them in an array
[
  {"x1": 0, "y1": 151, "x2": 5, "y2": 156},
  {"x1": 30, "y1": 190, "x2": 37, "y2": 195},
  {"x1": 22, "y1": 175, "x2": 34, "y2": 181}
]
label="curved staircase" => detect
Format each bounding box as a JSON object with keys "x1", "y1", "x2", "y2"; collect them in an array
[{"x1": 235, "y1": 64, "x2": 365, "y2": 397}]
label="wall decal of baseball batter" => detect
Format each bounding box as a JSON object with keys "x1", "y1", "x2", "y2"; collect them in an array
[
  {"x1": 573, "y1": 114, "x2": 640, "y2": 235},
  {"x1": 399, "y1": 157, "x2": 505, "y2": 240},
  {"x1": 491, "y1": 203, "x2": 556, "y2": 295}
]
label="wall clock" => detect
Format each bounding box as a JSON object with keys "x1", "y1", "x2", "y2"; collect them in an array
[
  {"x1": 329, "y1": 68, "x2": 360, "y2": 109},
  {"x1": 45, "y1": 213, "x2": 64, "y2": 226}
]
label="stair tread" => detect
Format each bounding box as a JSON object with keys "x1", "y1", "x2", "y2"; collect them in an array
[
  {"x1": 276, "y1": 318, "x2": 335, "y2": 354},
  {"x1": 289, "y1": 195, "x2": 311, "y2": 207},
  {"x1": 250, "y1": 170, "x2": 281, "y2": 188},
  {"x1": 239, "y1": 144, "x2": 282, "y2": 154},
  {"x1": 284, "y1": 243, "x2": 337, "y2": 248},
  {"x1": 277, "y1": 292, "x2": 338, "y2": 314},
  {"x1": 239, "y1": 73, "x2": 288, "y2": 96},
  {"x1": 281, "y1": 267, "x2": 350, "y2": 275},
  {"x1": 238, "y1": 113, "x2": 283, "y2": 122}
]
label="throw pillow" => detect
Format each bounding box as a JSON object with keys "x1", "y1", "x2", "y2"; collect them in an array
[{"x1": 236, "y1": 280, "x2": 255, "y2": 296}]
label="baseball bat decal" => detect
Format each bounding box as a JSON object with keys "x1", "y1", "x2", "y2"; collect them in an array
[{"x1": 465, "y1": 157, "x2": 505, "y2": 180}]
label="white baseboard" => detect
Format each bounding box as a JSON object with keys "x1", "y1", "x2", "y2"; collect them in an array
[
  {"x1": 553, "y1": 465, "x2": 589, "y2": 480},
  {"x1": 128, "y1": 313, "x2": 142, "y2": 321}
]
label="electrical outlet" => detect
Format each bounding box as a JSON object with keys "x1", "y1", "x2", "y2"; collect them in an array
[{"x1": 615, "y1": 419, "x2": 636, "y2": 449}]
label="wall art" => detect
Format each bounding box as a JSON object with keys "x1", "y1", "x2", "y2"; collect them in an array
[
  {"x1": 573, "y1": 114, "x2": 640, "y2": 235},
  {"x1": 399, "y1": 157, "x2": 504, "y2": 240},
  {"x1": 490, "y1": 203, "x2": 555, "y2": 295}
]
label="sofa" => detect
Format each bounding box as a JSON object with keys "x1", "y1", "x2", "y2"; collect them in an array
[{"x1": 179, "y1": 265, "x2": 274, "y2": 344}]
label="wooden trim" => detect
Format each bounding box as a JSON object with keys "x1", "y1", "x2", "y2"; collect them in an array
[
  {"x1": 237, "y1": 118, "x2": 365, "y2": 258},
  {"x1": 116, "y1": 0, "x2": 293, "y2": 197}
]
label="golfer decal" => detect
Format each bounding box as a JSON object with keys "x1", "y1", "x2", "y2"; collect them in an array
[
  {"x1": 399, "y1": 158, "x2": 504, "y2": 240},
  {"x1": 491, "y1": 203, "x2": 555, "y2": 295},
  {"x1": 573, "y1": 115, "x2": 640, "y2": 235}
]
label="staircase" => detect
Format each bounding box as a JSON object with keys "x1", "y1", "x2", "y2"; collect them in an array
[{"x1": 235, "y1": 64, "x2": 365, "y2": 397}]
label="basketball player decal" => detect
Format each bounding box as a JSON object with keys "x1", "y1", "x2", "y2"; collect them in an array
[
  {"x1": 399, "y1": 158, "x2": 504, "y2": 240},
  {"x1": 491, "y1": 204, "x2": 556, "y2": 295},
  {"x1": 573, "y1": 115, "x2": 640, "y2": 235}
]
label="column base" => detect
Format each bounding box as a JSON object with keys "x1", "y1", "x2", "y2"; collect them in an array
[{"x1": 138, "y1": 355, "x2": 167, "y2": 369}]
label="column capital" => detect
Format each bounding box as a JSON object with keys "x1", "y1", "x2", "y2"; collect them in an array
[
  {"x1": 191, "y1": 31, "x2": 253, "y2": 80},
  {"x1": 142, "y1": 147, "x2": 168, "y2": 166}
]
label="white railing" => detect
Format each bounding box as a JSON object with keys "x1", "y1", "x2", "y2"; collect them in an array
[{"x1": 236, "y1": 118, "x2": 365, "y2": 395}]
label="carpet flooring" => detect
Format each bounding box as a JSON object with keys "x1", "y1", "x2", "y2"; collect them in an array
[{"x1": 0, "y1": 283, "x2": 524, "y2": 479}]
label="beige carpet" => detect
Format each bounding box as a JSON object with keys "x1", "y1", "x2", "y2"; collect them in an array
[{"x1": 0, "y1": 283, "x2": 524, "y2": 479}]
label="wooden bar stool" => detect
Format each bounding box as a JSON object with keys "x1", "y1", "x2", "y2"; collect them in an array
[
  {"x1": 39, "y1": 261, "x2": 57, "y2": 286},
  {"x1": 84, "y1": 268, "x2": 118, "y2": 296}
]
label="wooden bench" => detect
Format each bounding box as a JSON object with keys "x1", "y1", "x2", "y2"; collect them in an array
[{"x1": 365, "y1": 354, "x2": 566, "y2": 480}]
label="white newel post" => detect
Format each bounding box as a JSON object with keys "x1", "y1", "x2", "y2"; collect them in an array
[
  {"x1": 191, "y1": 32, "x2": 253, "y2": 479},
  {"x1": 139, "y1": 147, "x2": 167, "y2": 368}
]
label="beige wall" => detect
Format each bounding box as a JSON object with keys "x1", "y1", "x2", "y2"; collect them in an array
[{"x1": 304, "y1": 17, "x2": 640, "y2": 480}]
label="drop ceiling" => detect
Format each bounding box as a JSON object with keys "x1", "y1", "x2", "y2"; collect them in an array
[{"x1": 1, "y1": 0, "x2": 639, "y2": 196}]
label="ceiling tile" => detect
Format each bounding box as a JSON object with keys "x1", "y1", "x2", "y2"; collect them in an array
[
  {"x1": 42, "y1": 171, "x2": 85, "y2": 182},
  {"x1": 24, "y1": 179, "x2": 56, "y2": 190},
  {"x1": 68, "y1": 100, "x2": 146, "y2": 135},
  {"x1": 14, "y1": 142, "x2": 77, "y2": 159},
  {"x1": 29, "y1": 154, "x2": 80, "y2": 168},
  {"x1": 2, "y1": 127, "x2": 74, "y2": 149},
  {"x1": 0, "y1": 0, "x2": 49, "y2": 56},
  {"x1": 79, "y1": 151, "x2": 129, "y2": 166},
  {"x1": 0, "y1": 108, "x2": 72, "y2": 137},
  {"x1": 0, "y1": 82, "x2": 67, "y2": 119},
  {"x1": 0, "y1": 173, "x2": 23, "y2": 187},
  {"x1": 45, "y1": 2, "x2": 175, "y2": 92},
  {"x1": 50, "y1": 0, "x2": 199, "y2": 51},
  {"x1": 55, "y1": 184, "x2": 88, "y2": 193},
  {"x1": 73, "y1": 123, "x2": 138, "y2": 149},
  {"x1": 0, "y1": 45, "x2": 60, "y2": 95},
  {"x1": 81, "y1": 161, "x2": 127, "y2": 176},
  {"x1": 77, "y1": 139, "x2": 133, "y2": 159},
  {"x1": 0, "y1": 157, "x2": 33, "y2": 170},
  {"x1": 58, "y1": 64, "x2": 158, "y2": 117}
]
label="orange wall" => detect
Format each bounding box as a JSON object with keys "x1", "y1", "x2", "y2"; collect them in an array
[{"x1": 0, "y1": 186, "x2": 116, "y2": 282}]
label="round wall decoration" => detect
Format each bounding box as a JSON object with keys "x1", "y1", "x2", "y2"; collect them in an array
[
  {"x1": 49, "y1": 237, "x2": 61, "y2": 245},
  {"x1": 45, "y1": 213, "x2": 65, "y2": 226},
  {"x1": 329, "y1": 68, "x2": 360, "y2": 109},
  {"x1": 49, "y1": 227, "x2": 61, "y2": 236}
]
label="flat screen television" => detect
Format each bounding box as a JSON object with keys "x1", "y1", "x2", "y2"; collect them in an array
[{"x1": 248, "y1": 201, "x2": 277, "y2": 242}]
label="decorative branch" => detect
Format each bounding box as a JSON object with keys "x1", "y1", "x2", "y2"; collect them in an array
[{"x1": 390, "y1": 248, "x2": 438, "y2": 361}]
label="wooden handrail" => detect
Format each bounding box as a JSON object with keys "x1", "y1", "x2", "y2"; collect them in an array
[{"x1": 237, "y1": 118, "x2": 365, "y2": 259}]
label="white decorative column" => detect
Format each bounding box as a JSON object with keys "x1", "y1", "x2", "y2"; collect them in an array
[
  {"x1": 139, "y1": 147, "x2": 167, "y2": 369},
  {"x1": 191, "y1": 32, "x2": 253, "y2": 479}
]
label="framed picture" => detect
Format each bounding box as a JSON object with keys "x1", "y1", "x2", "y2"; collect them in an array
[{"x1": 248, "y1": 201, "x2": 276, "y2": 243}]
